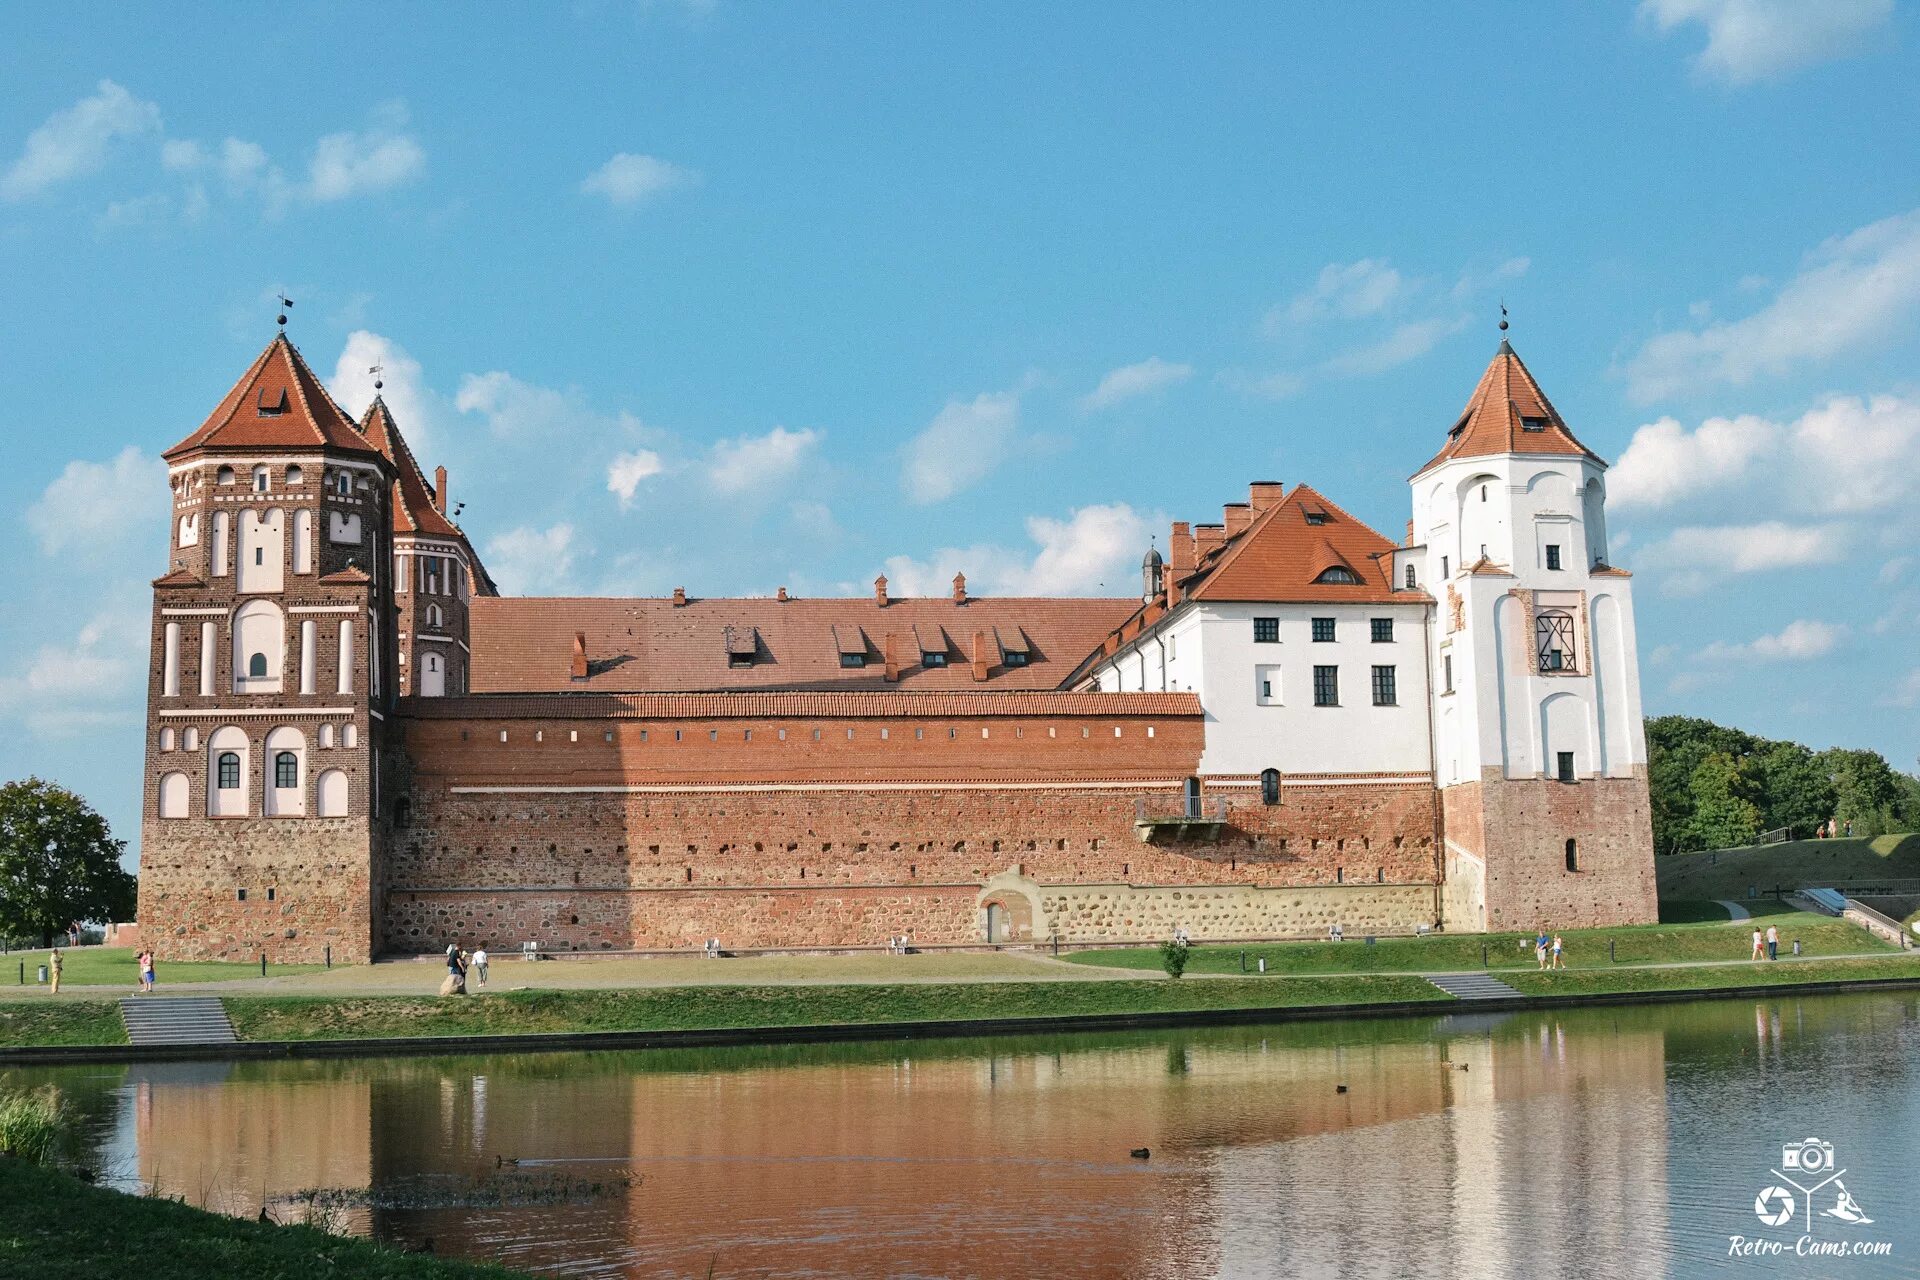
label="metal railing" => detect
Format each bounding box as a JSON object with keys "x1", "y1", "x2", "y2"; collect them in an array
[{"x1": 1134, "y1": 795, "x2": 1229, "y2": 823}]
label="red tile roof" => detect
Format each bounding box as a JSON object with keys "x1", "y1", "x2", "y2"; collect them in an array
[
  {"x1": 1179, "y1": 483, "x2": 1402, "y2": 604},
  {"x1": 468, "y1": 595, "x2": 1137, "y2": 694},
  {"x1": 164, "y1": 334, "x2": 381, "y2": 461},
  {"x1": 401, "y1": 689, "x2": 1200, "y2": 719},
  {"x1": 152, "y1": 568, "x2": 206, "y2": 588},
  {"x1": 1415, "y1": 341, "x2": 1602, "y2": 476},
  {"x1": 358, "y1": 397, "x2": 462, "y2": 539}
]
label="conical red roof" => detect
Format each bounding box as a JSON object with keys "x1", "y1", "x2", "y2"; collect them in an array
[
  {"x1": 164, "y1": 333, "x2": 380, "y2": 460},
  {"x1": 1415, "y1": 341, "x2": 1601, "y2": 476},
  {"x1": 358, "y1": 397, "x2": 461, "y2": 538}
]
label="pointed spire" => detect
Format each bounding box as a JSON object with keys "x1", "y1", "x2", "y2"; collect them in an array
[
  {"x1": 359, "y1": 396, "x2": 461, "y2": 537},
  {"x1": 164, "y1": 333, "x2": 378, "y2": 461},
  {"x1": 1415, "y1": 341, "x2": 1603, "y2": 475}
]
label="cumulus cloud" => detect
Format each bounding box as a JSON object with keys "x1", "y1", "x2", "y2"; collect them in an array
[
  {"x1": 1080, "y1": 357, "x2": 1193, "y2": 411},
  {"x1": 484, "y1": 524, "x2": 580, "y2": 595},
  {"x1": 1626, "y1": 208, "x2": 1920, "y2": 401},
  {"x1": 1609, "y1": 412, "x2": 1780, "y2": 508},
  {"x1": 901, "y1": 391, "x2": 1020, "y2": 505},
  {"x1": 1698, "y1": 619, "x2": 1846, "y2": 663},
  {"x1": 330, "y1": 330, "x2": 437, "y2": 448},
  {"x1": 0, "y1": 607, "x2": 148, "y2": 738},
  {"x1": 882, "y1": 503, "x2": 1159, "y2": 598},
  {"x1": 1635, "y1": 520, "x2": 1849, "y2": 594},
  {"x1": 455, "y1": 370, "x2": 583, "y2": 437},
  {"x1": 706, "y1": 426, "x2": 820, "y2": 494},
  {"x1": 1640, "y1": 0, "x2": 1892, "y2": 85},
  {"x1": 580, "y1": 153, "x2": 698, "y2": 207},
  {"x1": 0, "y1": 80, "x2": 160, "y2": 201},
  {"x1": 26, "y1": 446, "x2": 167, "y2": 562},
  {"x1": 1273, "y1": 259, "x2": 1407, "y2": 329},
  {"x1": 606, "y1": 449, "x2": 665, "y2": 508},
  {"x1": 307, "y1": 104, "x2": 424, "y2": 201}
]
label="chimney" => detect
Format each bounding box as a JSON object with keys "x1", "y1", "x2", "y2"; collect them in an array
[
  {"x1": 951, "y1": 571, "x2": 967, "y2": 604},
  {"x1": 1194, "y1": 524, "x2": 1226, "y2": 560},
  {"x1": 570, "y1": 631, "x2": 588, "y2": 681},
  {"x1": 883, "y1": 632, "x2": 901, "y2": 682},
  {"x1": 1405, "y1": 520, "x2": 1415, "y2": 547},
  {"x1": 776, "y1": 586, "x2": 789, "y2": 602},
  {"x1": 874, "y1": 574, "x2": 889, "y2": 607},
  {"x1": 672, "y1": 586, "x2": 687, "y2": 607},
  {"x1": 971, "y1": 630, "x2": 990, "y2": 681},
  {"x1": 1169, "y1": 522, "x2": 1194, "y2": 572},
  {"x1": 1249, "y1": 481, "x2": 1285, "y2": 512},
  {"x1": 434, "y1": 466, "x2": 448, "y2": 513},
  {"x1": 1223, "y1": 502, "x2": 1253, "y2": 539}
]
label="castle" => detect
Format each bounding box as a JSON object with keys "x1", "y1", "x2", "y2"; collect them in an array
[{"x1": 139, "y1": 330, "x2": 1657, "y2": 961}]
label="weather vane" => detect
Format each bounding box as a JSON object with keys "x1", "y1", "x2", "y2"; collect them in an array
[
  {"x1": 1498, "y1": 300, "x2": 1509, "y2": 334},
  {"x1": 370, "y1": 362, "x2": 384, "y2": 392},
  {"x1": 277, "y1": 293, "x2": 295, "y2": 330}
]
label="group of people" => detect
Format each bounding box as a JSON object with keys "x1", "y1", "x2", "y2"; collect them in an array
[
  {"x1": 1814, "y1": 819, "x2": 1854, "y2": 839},
  {"x1": 885, "y1": 934, "x2": 914, "y2": 955},
  {"x1": 1534, "y1": 929, "x2": 1567, "y2": 969},
  {"x1": 441, "y1": 943, "x2": 489, "y2": 995},
  {"x1": 1751, "y1": 923, "x2": 1783, "y2": 961}
]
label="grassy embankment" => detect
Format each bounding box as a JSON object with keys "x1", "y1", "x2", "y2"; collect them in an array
[
  {"x1": 223, "y1": 975, "x2": 1447, "y2": 1042},
  {"x1": 1064, "y1": 912, "x2": 1886, "y2": 976},
  {"x1": 0, "y1": 1157, "x2": 524, "y2": 1279},
  {"x1": 1502, "y1": 953, "x2": 1920, "y2": 996},
  {"x1": 1655, "y1": 834, "x2": 1919, "y2": 901},
  {"x1": 0, "y1": 1002, "x2": 127, "y2": 1046},
  {"x1": 0, "y1": 946, "x2": 322, "y2": 990}
]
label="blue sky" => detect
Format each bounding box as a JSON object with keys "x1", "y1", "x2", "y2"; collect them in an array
[{"x1": 2, "y1": 2, "x2": 1917, "y2": 858}]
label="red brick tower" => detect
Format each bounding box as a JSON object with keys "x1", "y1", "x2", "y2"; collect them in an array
[{"x1": 139, "y1": 332, "x2": 398, "y2": 962}]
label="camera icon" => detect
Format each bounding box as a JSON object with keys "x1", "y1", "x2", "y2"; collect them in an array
[{"x1": 1782, "y1": 1138, "x2": 1835, "y2": 1175}]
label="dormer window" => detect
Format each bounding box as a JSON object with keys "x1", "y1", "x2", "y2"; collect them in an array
[
  {"x1": 1521, "y1": 416, "x2": 1549, "y2": 432},
  {"x1": 839, "y1": 652, "x2": 866, "y2": 669},
  {"x1": 1002, "y1": 650, "x2": 1029, "y2": 667},
  {"x1": 257, "y1": 387, "x2": 289, "y2": 417},
  {"x1": 1314, "y1": 566, "x2": 1360, "y2": 584},
  {"x1": 1304, "y1": 510, "x2": 1329, "y2": 526},
  {"x1": 724, "y1": 625, "x2": 759, "y2": 668}
]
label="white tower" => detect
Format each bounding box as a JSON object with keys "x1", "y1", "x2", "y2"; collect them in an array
[{"x1": 1410, "y1": 340, "x2": 1656, "y2": 931}]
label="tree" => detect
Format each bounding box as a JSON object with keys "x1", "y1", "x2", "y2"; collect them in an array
[
  {"x1": 0, "y1": 778, "x2": 135, "y2": 947},
  {"x1": 1159, "y1": 938, "x2": 1191, "y2": 979},
  {"x1": 1645, "y1": 716, "x2": 1759, "y2": 853},
  {"x1": 1752, "y1": 741, "x2": 1836, "y2": 839},
  {"x1": 1819, "y1": 748, "x2": 1903, "y2": 837},
  {"x1": 1683, "y1": 752, "x2": 1763, "y2": 852}
]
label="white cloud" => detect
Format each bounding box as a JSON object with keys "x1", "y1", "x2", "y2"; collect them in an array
[
  {"x1": 607, "y1": 449, "x2": 665, "y2": 508},
  {"x1": 26, "y1": 446, "x2": 167, "y2": 562},
  {"x1": 455, "y1": 370, "x2": 582, "y2": 437},
  {"x1": 1888, "y1": 668, "x2": 1920, "y2": 709},
  {"x1": 580, "y1": 153, "x2": 698, "y2": 207},
  {"x1": 901, "y1": 391, "x2": 1020, "y2": 505},
  {"x1": 1787, "y1": 394, "x2": 1920, "y2": 515},
  {"x1": 706, "y1": 426, "x2": 820, "y2": 494},
  {"x1": 1080, "y1": 357, "x2": 1193, "y2": 411},
  {"x1": 1626, "y1": 208, "x2": 1920, "y2": 401},
  {"x1": 1323, "y1": 316, "x2": 1468, "y2": 377},
  {"x1": 1640, "y1": 0, "x2": 1892, "y2": 85},
  {"x1": 306, "y1": 105, "x2": 424, "y2": 201},
  {"x1": 1, "y1": 80, "x2": 160, "y2": 201},
  {"x1": 484, "y1": 523, "x2": 579, "y2": 595},
  {"x1": 1879, "y1": 556, "x2": 1913, "y2": 586},
  {"x1": 0, "y1": 607, "x2": 147, "y2": 738},
  {"x1": 1608, "y1": 412, "x2": 1780, "y2": 508},
  {"x1": 883, "y1": 502, "x2": 1159, "y2": 599},
  {"x1": 330, "y1": 330, "x2": 437, "y2": 448},
  {"x1": 1636, "y1": 520, "x2": 1849, "y2": 593},
  {"x1": 1274, "y1": 259, "x2": 1406, "y2": 328},
  {"x1": 1698, "y1": 619, "x2": 1845, "y2": 663},
  {"x1": 163, "y1": 135, "x2": 273, "y2": 190}
]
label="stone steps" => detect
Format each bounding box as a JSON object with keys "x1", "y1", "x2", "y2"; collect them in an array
[
  {"x1": 1423, "y1": 972, "x2": 1524, "y2": 1001},
  {"x1": 119, "y1": 996, "x2": 238, "y2": 1046}
]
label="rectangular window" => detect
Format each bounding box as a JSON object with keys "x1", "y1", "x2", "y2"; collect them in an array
[
  {"x1": 1370, "y1": 618, "x2": 1393, "y2": 643},
  {"x1": 1557, "y1": 751, "x2": 1575, "y2": 783},
  {"x1": 922, "y1": 651, "x2": 947, "y2": 667},
  {"x1": 1313, "y1": 665, "x2": 1338, "y2": 706},
  {"x1": 1256, "y1": 664, "x2": 1281, "y2": 706},
  {"x1": 839, "y1": 653, "x2": 865, "y2": 668},
  {"x1": 1253, "y1": 617, "x2": 1279, "y2": 643},
  {"x1": 1441, "y1": 555, "x2": 1449, "y2": 578},
  {"x1": 1443, "y1": 653, "x2": 1454, "y2": 693},
  {"x1": 1311, "y1": 617, "x2": 1336, "y2": 643},
  {"x1": 1371, "y1": 665, "x2": 1397, "y2": 706},
  {"x1": 1002, "y1": 650, "x2": 1029, "y2": 667},
  {"x1": 1546, "y1": 544, "x2": 1562, "y2": 571}
]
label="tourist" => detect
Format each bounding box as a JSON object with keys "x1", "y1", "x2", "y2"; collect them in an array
[
  {"x1": 1844, "y1": 819, "x2": 1854, "y2": 838},
  {"x1": 1751, "y1": 928, "x2": 1764, "y2": 961},
  {"x1": 442, "y1": 947, "x2": 466, "y2": 996},
  {"x1": 1766, "y1": 924, "x2": 1778, "y2": 961},
  {"x1": 49, "y1": 946, "x2": 63, "y2": 995},
  {"x1": 1536, "y1": 929, "x2": 1550, "y2": 969},
  {"x1": 1551, "y1": 935, "x2": 1565, "y2": 969},
  {"x1": 473, "y1": 945, "x2": 489, "y2": 988},
  {"x1": 139, "y1": 950, "x2": 156, "y2": 993}
]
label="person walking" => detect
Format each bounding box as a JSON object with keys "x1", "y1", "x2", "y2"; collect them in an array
[
  {"x1": 1550, "y1": 934, "x2": 1565, "y2": 970},
  {"x1": 139, "y1": 949, "x2": 156, "y2": 993},
  {"x1": 1751, "y1": 928, "x2": 1765, "y2": 962},
  {"x1": 1766, "y1": 924, "x2": 1779, "y2": 961},
  {"x1": 1536, "y1": 928, "x2": 1550, "y2": 970},
  {"x1": 49, "y1": 947, "x2": 63, "y2": 995},
  {"x1": 472, "y1": 945, "x2": 489, "y2": 989}
]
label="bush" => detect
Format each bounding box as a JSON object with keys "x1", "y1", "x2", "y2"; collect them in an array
[
  {"x1": 1159, "y1": 939, "x2": 1191, "y2": 979},
  {"x1": 0, "y1": 1085, "x2": 65, "y2": 1165}
]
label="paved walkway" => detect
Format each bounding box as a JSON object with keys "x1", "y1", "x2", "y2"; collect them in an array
[{"x1": 1715, "y1": 899, "x2": 1752, "y2": 921}]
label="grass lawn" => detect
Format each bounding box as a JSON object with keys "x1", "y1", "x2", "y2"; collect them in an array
[
  {"x1": 0, "y1": 1001, "x2": 126, "y2": 1047},
  {"x1": 1502, "y1": 953, "x2": 1920, "y2": 996},
  {"x1": 1064, "y1": 913, "x2": 1885, "y2": 976},
  {"x1": 1656, "y1": 834, "x2": 1919, "y2": 901},
  {"x1": 1657, "y1": 899, "x2": 1803, "y2": 923},
  {"x1": 0, "y1": 1156, "x2": 524, "y2": 1279},
  {"x1": 0, "y1": 947, "x2": 324, "y2": 989},
  {"x1": 224, "y1": 975, "x2": 1450, "y2": 1042}
]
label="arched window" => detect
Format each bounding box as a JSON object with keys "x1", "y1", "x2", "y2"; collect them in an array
[
  {"x1": 265, "y1": 726, "x2": 306, "y2": 816},
  {"x1": 1404, "y1": 564, "x2": 1416, "y2": 589},
  {"x1": 183, "y1": 727, "x2": 199, "y2": 751},
  {"x1": 216, "y1": 465, "x2": 235, "y2": 485},
  {"x1": 1535, "y1": 609, "x2": 1576, "y2": 673},
  {"x1": 249, "y1": 652, "x2": 268, "y2": 678},
  {"x1": 316, "y1": 769, "x2": 349, "y2": 818},
  {"x1": 232, "y1": 599, "x2": 285, "y2": 692},
  {"x1": 217, "y1": 752, "x2": 241, "y2": 790},
  {"x1": 159, "y1": 727, "x2": 176, "y2": 751},
  {"x1": 425, "y1": 603, "x2": 443, "y2": 629},
  {"x1": 319, "y1": 724, "x2": 335, "y2": 749},
  {"x1": 1260, "y1": 768, "x2": 1281, "y2": 806},
  {"x1": 284, "y1": 465, "x2": 303, "y2": 486},
  {"x1": 252, "y1": 465, "x2": 270, "y2": 492},
  {"x1": 343, "y1": 723, "x2": 358, "y2": 749},
  {"x1": 274, "y1": 751, "x2": 298, "y2": 788},
  {"x1": 1314, "y1": 566, "x2": 1360, "y2": 584},
  {"x1": 159, "y1": 772, "x2": 189, "y2": 819}
]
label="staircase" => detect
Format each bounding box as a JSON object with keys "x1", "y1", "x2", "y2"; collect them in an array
[
  {"x1": 1424, "y1": 972, "x2": 1524, "y2": 1001},
  {"x1": 118, "y1": 996, "x2": 238, "y2": 1046}
]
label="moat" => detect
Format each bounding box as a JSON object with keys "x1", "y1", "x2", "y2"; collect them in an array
[{"x1": 19, "y1": 991, "x2": 1918, "y2": 1278}]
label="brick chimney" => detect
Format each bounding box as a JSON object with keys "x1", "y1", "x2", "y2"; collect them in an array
[
  {"x1": 570, "y1": 631, "x2": 588, "y2": 680},
  {"x1": 1194, "y1": 524, "x2": 1226, "y2": 560},
  {"x1": 671, "y1": 586, "x2": 687, "y2": 607},
  {"x1": 1223, "y1": 502, "x2": 1253, "y2": 538},
  {"x1": 434, "y1": 465, "x2": 448, "y2": 513},
  {"x1": 1169, "y1": 521, "x2": 1194, "y2": 572},
  {"x1": 874, "y1": 575, "x2": 890, "y2": 606},
  {"x1": 951, "y1": 571, "x2": 967, "y2": 604},
  {"x1": 971, "y1": 630, "x2": 990, "y2": 681},
  {"x1": 883, "y1": 632, "x2": 901, "y2": 681},
  {"x1": 1249, "y1": 481, "x2": 1284, "y2": 512},
  {"x1": 776, "y1": 586, "x2": 789, "y2": 602}
]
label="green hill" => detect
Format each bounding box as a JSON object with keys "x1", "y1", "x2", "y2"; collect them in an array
[{"x1": 1658, "y1": 834, "x2": 1920, "y2": 902}]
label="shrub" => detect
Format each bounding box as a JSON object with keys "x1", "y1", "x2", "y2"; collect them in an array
[
  {"x1": 1159, "y1": 939, "x2": 1191, "y2": 979},
  {"x1": 0, "y1": 1086, "x2": 65, "y2": 1165}
]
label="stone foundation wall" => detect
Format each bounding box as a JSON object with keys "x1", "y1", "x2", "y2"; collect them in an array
[{"x1": 1041, "y1": 882, "x2": 1440, "y2": 942}]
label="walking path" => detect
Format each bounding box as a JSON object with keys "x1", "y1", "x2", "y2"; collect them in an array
[{"x1": 1715, "y1": 899, "x2": 1752, "y2": 921}]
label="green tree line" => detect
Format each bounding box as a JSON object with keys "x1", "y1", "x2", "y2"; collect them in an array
[
  {"x1": 0, "y1": 777, "x2": 136, "y2": 946},
  {"x1": 1647, "y1": 716, "x2": 1920, "y2": 855}
]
